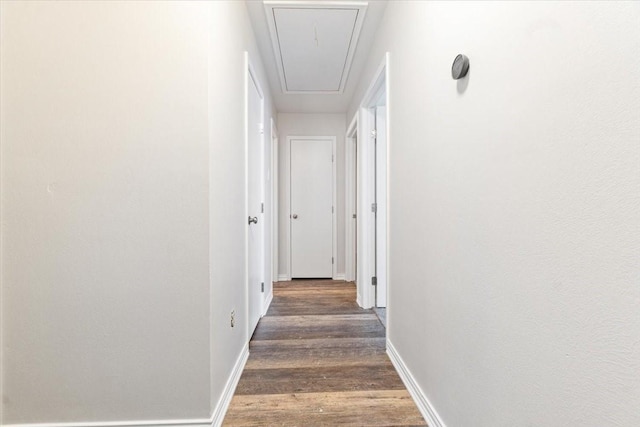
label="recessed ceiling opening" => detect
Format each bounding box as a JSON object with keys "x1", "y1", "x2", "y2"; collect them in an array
[{"x1": 264, "y1": 1, "x2": 368, "y2": 94}]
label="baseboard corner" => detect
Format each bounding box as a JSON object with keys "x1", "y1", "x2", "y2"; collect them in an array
[
  {"x1": 211, "y1": 342, "x2": 249, "y2": 427},
  {"x1": 386, "y1": 339, "x2": 446, "y2": 427},
  {"x1": 263, "y1": 289, "x2": 274, "y2": 316}
]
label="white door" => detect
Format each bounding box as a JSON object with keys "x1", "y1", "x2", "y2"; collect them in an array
[
  {"x1": 290, "y1": 138, "x2": 334, "y2": 278},
  {"x1": 374, "y1": 107, "x2": 387, "y2": 307},
  {"x1": 247, "y1": 70, "x2": 264, "y2": 335}
]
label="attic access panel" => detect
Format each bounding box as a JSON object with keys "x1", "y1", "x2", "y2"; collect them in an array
[{"x1": 264, "y1": 1, "x2": 368, "y2": 94}]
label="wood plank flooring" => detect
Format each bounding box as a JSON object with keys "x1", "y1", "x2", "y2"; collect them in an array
[{"x1": 223, "y1": 280, "x2": 426, "y2": 426}]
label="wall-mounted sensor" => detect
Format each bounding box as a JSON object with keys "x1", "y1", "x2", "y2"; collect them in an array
[{"x1": 452, "y1": 54, "x2": 470, "y2": 79}]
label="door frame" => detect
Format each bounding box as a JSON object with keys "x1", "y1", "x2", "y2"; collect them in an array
[
  {"x1": 356, "y1": 53, "x2": 389, "y2": 309},
  {"x1": 270, "y1": 118, "x2": 279, "y2": 287},
  {"x1": 345, "y1": 114, "x2": 358, "y2": 285},
  {"x1": 287, "y1": 135, "x2": 337, "y2": 279},
  {"x1": 245, "y1": 53, "x2": 266, "y2": 338}
]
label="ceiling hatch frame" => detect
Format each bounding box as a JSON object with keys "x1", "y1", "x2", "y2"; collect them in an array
[{"x1": 264, "y1": 1, "x2": 368, "y2": 95}]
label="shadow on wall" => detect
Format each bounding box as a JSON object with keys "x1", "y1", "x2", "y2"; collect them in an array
[{"x1": 457, "y1": 65, "x2": 470, "y2": 94}]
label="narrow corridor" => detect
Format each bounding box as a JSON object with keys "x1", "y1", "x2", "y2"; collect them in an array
[{"x1": 223, "y1": 280, "x2": 426, "y2": 426}]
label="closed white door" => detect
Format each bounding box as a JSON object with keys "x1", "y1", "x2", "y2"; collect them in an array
[
  {"x1": 247, "y1": 70, "x2": 264, "y2": 336},
  {"x1": 290, "y1": 138, "x2": 333, "y2": 278}
]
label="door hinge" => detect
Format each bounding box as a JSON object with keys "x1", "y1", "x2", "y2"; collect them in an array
[
  {"x1": 261, "y1": 202, "x2": 264, "y2": 213},
  {"x1": 371, "y1": 276, "x2": 377, "y2": 286},
  {"x1": 332, "y1": 257, "x2": 334, "y2": 265},
  {"x1": 371, "y1": 129, "x2": 377, "y2": 139},
  {"x1": 352, "y1": 213, "x2": 357, "y2": 219},
  {"x1": 371, "y1": 203, "x2": 377, "y2": 213},
  {"x1": 259, "y1": 124, "x2": 264, "y2": 135},
  {"x1": 332, "y1": 154, "x2": 334, "y2": 162},
  {"x1": 261, "y1": 282, "x2": 264, "y2": 292}
]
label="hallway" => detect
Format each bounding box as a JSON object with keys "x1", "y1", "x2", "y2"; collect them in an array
[{"x1": 223, "y1": 280, "x2": 426, "y2": 426}]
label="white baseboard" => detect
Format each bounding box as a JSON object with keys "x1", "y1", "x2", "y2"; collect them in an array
[
  {"x1": 211, "y1": 342, "x2": 249, "y2": 427},
  {"x1": 356, "y1": 292, "x2": 363, "y2": 308},
  {"x1": 386, "y1": 340, "x2": 445, "y2": 427},
  {"x1": 2, "y1": 418, "x2": 211, "y2": 427},
  {"x1": 5, "y1": 344, "x2": 251, "y2": 427},
  {"x1": 262, "y1": 288, "x2": 274, "y2": 316},
  {"x1": 277, "y1": 274, "x2": 290, "y2": 282},
  {"x1": 333, "y1": 274, "x2": 346, "y2": 281}
]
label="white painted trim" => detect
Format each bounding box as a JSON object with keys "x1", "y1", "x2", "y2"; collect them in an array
[
  {"x1": 243, "y1": 52, "x2": 250, "y2": 341},
  {"x1": 263, "y1": 288, "x2": 274, "y2": 316},
  {"x1": 263, "y1": 1, "x2": 368, "y2": 94},
  {"x1": 277, "y1": 274, "x2": 291, "y2": 282},
  {"x1": 211, "y1": 343, "x2": 250, "y2": 427},
  {"x1": 331, "y1": 136, "x2": 338, "y2": 280},
  {"x1": 2, "y1": 420, "x2": 211, "y2": 427},
  {"x1": 3, "y1": 344, "x2": 250, "y2": 427},
  {"x1": 334, "y1": 274, "x2": 346, "y2": 281},
  {"x1": 386, "y1": 340, "x2": 445, "y2": 427},
  {"x1": 345, "y1": 112, "x2": 358, "y2": 283},
  {"x1": 271, "y1": 118, "x2": 279, "y2": 283},
  {"x1": 287, "y1": 136, "x2": 337, "y2": 279},
  {"x1": 356, "y1": 53, "x2": 389, "y2": 309}
]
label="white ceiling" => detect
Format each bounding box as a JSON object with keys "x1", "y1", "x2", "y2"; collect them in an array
[{"x1": 246, "y1": 0, "x2": 388, "y2": 113}]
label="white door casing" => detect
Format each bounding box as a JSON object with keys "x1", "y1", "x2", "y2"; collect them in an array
[
  {"x1": 375, "y1": 106, "x2": 387, "y2": 308},
  {"x1": 356, "y1": 53, "x2": 388, "y2": 309},
  {"x1": 290, "y1": 137, "x2": 335, "y2": 278},
  {"x1": 247, "y1": 59, "x2": 264, "y2": 337},
  {"x1": 345, "y1": 114, "x2": 358, "y2": 284}
]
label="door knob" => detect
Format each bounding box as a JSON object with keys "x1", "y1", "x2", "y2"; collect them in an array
[
  {"x1": 292, "y1": 214, "x2": 298, "y2": 219},
  {"x1": 248, "y1": 216, "x2": 258, "y2": 225}
]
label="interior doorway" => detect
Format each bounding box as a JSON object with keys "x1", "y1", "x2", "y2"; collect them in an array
[
  {"x1": 288, "y1": 136, "x2": 337, "y2": 279},
  {"x1": 353, "y1": 54, "x2": 389, "y2": 310}
]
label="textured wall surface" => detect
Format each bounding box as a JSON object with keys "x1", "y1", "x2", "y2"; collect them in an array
[
  {"x1": 0, "y1": 1, "x2": 274, "y2": 424},
  {"x1": 350, "y1": 2, "x2": 640, "y2": 426}
]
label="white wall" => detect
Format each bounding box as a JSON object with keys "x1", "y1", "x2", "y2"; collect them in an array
[
  {"x1": 207, "y1": 0, "x2": 276, "y2": 421},
  {"x1": 1, "y1": 1, "x2": 274, "y2": 424},
  {"x1": 351, "y1": 2, "x2": 640, "y2": 426},
  {"x1": 277, "y1": 114, "x2": 347, "y2": 280}
]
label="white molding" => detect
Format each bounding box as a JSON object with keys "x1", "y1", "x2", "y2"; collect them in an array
[
  {"x1": 271, "y1": 118, "x2": 279, "y2": 283},
  {"x1": 357, "y1": 53, "x2": 389, "y2": 309},
  {"x1": 263, "y1": 288, "x2": 274, "y2": 316},
  {"x1": 4, "y1": 344, "x2": 250, "y2": 427},
  {"x1": 277, "y1": 274, "x2": 291, "y2": 282},
  {"x1": 211, "y1": 343, "x2": 249, "y2": 427},
  {"x1": 2, "y1": 420, "x2": 211, "y2": 427},
  {"x1": 344, "y1": 112, "x2": 358, "y2": 283},
  {"x1": 386, "y1": 340, "x2": 445, "y2": 427},
  {"x1": 333, "y1": 274, "x2": 346, "y2": 281}
]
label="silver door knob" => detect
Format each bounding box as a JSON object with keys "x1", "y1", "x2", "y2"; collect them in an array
[
  {"x1": 248, "y1": 216, "x2": 258, "y2": 225},
  {"x1": 292, "y1": 214, "x2": 298, "y2": 219}
]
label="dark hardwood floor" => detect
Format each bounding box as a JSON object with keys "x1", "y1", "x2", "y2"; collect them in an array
[{"x1": 223, "y1": 280, "x2": 427, "y2": 426}]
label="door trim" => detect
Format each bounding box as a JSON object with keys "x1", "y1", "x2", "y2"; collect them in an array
[
  {"x1": 345, "y1": 114, "x2": 358, "y2": 283},
  {"x1": 356, "y1": 53, "x2": 389, "y2": 309},
  {"x1": 270, "y1": 118, "x2": 279, "y2": 285},
  {"x1": 287, "y1": 135, "x2": 337, "y2": 279}
]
